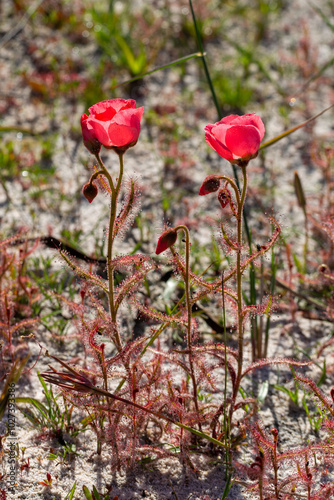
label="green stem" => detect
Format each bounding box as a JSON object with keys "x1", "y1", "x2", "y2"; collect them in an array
[
  {"x1": 95, "y1": 154, "x2": 115, "y2": 194},
  {"x1": 258, "y1": 253, "x2": 264, "y2": 358},
  {"x1": 229, "y1": 166, "x2": 248, "y2": 427},
  {"x1": 99, "y1": 346, "x2": 108, "y2": 393},
  {"x1": 89, "y1": 169, "x2": 105, "y2": 183},
  {"x1": 95, "y1": 153, "x2": 123, "y2": 352},
  {"x1": 188, "y1": 0, "x2": 221, "y2": 118},
  {"x1": 303, "y1": 209, "x2": 308, "y2": 274},
  {"x1": 222, "y1": 272, "x2": 231, "y2": 478},
  {"x1": 174, "y1": 225, "x2": 202, "y2": 431}
]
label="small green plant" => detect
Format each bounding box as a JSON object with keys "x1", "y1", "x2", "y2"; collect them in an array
[
  {"x1": 28, "y1": 254, "x2": 77, "y2": 339},
  {"x1": 302, "y1": 395, "x2": 323, "y2": 433},
  {"x1": 89, "y1": 1, "x2": 162, "y2": 81},
  {"x1": 48, "y1": 442, "x2": 79, "y2": 464},
  {"x1": 52, "y1": 482, "x2": 76, "y2": 500},
  {"x1": 274, "y1": 379, "x2": 300, "y2": 406},
  {"x1": 83, "y1": 484, "x2": 110, "y2": 500},
  {"x1": 63, "y1": 482, "x2": 76, "y2": 500},
  {"x1": 16, "y1": 373, "x2": 77, "y2": 439}
]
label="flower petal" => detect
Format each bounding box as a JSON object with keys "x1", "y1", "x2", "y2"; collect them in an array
[
  {"x1": 205, "y1": 127, "x2": 234, "y2": 161},
  {"x1": 225, "y1": 125, "x2": 262, "y2": 159}
]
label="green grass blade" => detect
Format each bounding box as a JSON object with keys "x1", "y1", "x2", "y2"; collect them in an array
[
  {"x1": 188, "y1": 0, "x2": 221, "y2": 117},
  {"x1": 82, "y1": 486, "x2": 94, "y2": 500},
  {"x1": 221, "y1": 474, "x2": 235, "y2": 499},
  {"x1": 64, "y1": 482, "x2": 76, "y2": 500},
  {"x1": 311, "y1": 3, "x2": 334, "y2": 31},
  {"x1": 300, "y1": 55, "x2": 334, "y2": 94},
  {"x1": 260, "y1": 104, "x2": 334, "y2": 151},
  {"x1": 15, "y1": 397, "x2": 49, "y2": 416},
  {"x1": 92, "y1": 486, "x2": 102, "y2": 500},
  {"x1": 112, "y1": 52, "x2": 203, "y2": 89}
]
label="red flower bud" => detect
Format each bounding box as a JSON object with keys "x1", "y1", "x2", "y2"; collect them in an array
[
  {"x1": 271, "y1": 428, "x2": 278, "y2": 443},
  {"x1": 156, "y1": 228, "x2": 178, "y2": 255},
  {"x1": 83, "y1": 182, "x2": 98, "y2": 203},
  {"x1": 199, "y1": 175, "x2": 221, "y2": 196},
  {"x1": 217, "y1": 182, "x2": 233, "y2": 209}
]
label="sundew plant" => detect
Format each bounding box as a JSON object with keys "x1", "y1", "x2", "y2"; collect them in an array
[
  {"x1": 38, "y1": 98, "x2": 334, "y2": 499},
  {"x1": 1, "y1": 1, "x2": 334, "y2": 499}
]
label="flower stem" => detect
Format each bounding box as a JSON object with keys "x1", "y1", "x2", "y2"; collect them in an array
[
  {"x1": 174, "y1": 225, "x2": 202, "y2": 431},
  {"x1": 95, "y1": 152, "x2": 124, "y2": 352},
  {"x1": 229, "y1": 166, "x2": 248, "y2": 429}
]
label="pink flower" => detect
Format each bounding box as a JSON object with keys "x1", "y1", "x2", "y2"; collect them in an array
[
  {"x1": 205, "y1": 113, "x2": 265, "y2": 165},
  {"x1": 81, "y1": 99, "x2": 144, "y2": 154}
]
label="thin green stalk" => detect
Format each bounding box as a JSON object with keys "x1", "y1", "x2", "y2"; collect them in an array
[
  {"x1": 98, "y1": 347, "x2": 108, "y2": 394},
  {"x1": 174, "y1": 225, "x2": 202, "y2": 431},
  {"x1": 112, "y1": 52, "x2": 203, "y2": 89},
  {"x1": 188, "y1": 0, "x2": 221, "y2": 118},
  {"x1": 95, "y1": 154, "x2": 115, "y2": 193},
  {"x1": 249, "y1": 228, "x2": 257, "y2": 360},
  {"x1": 258, "y1": 252, "x2": 264, "y2": 358},
  {"x1": 303, "y1": 212, "x2": 309, "y2": 274},
  {"x1": 259, "y1": 104, "x2": 334, "y2": 151},
  {"x1": 95, "y1": 152, "x2": 124, "y2": 352},
  {"x1": 92, "y1": 153, "x2": 128, "y2": 449},
  {"x1": 229, "y1": 166, "x2": 248, "y2": 426},
  {"x1": 222, "y1": 273, "x2": 232, "y2": 480},
  {"x1": 89, "y1": 169, "x2": 105, "y2": 183},
  {"x1": 264, "y1": 248, "x2": 276, "y2": 358}
]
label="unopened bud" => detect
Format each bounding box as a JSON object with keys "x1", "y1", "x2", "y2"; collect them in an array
[
  {"x1": 199, "y1": 175, "x2": 221, "y2": 196},
  {"x1": 217, "y1": 182, "x2": 232, "y2": 209},
  {"x1": 83, "y1": 182, "x2": 98, "y2": 203},
  {"x1": 271, "y1": 428, "x2": 278, "y2": 442},
  {"x1": 294, "y1": 170, "x2": 306, "y2": 210},
  {"x1": 155, "y1": 228, "x2": 178, "y2": 255},
  {"x1": 80, "y1": 289, "x2": 86, "y2": 303}
]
